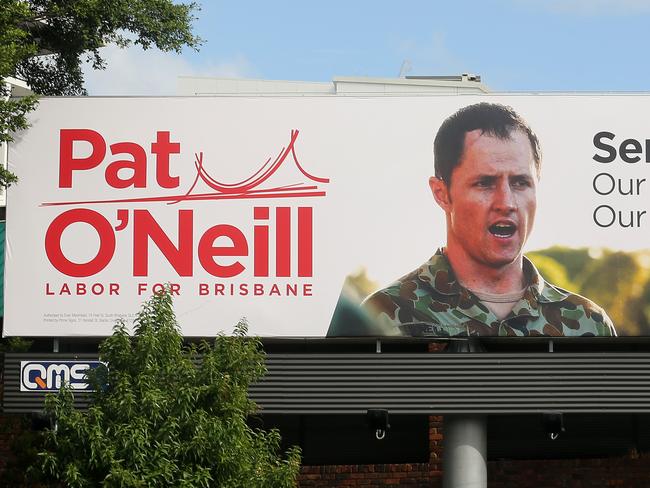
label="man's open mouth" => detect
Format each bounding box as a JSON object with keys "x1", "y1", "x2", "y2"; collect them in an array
[{"x1": 489, "y1": 222, "x2": 517, "y2": 238}]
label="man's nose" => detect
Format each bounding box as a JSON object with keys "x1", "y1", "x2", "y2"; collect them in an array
[{"x1": 493, "y1": 182, "x2": 516, "y2": 211}]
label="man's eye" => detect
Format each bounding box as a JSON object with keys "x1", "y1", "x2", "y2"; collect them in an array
[
  {"x1": 475, "y1": 179, "x2": 493, "y2": 188},
  {"x1": 512, "y1": 178, "x2": 532, "y2": 189}
]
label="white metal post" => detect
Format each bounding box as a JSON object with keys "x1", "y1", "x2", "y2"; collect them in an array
[{"x1": 443, "y1": 415, "x2": 487, "y2": 488}]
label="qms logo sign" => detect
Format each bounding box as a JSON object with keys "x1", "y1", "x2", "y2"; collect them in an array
[{"x1": 20, "y1": 361, "x2": 104, "y2": 392}]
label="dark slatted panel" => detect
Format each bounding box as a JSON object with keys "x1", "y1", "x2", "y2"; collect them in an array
[
  {"x1": 2, "y1": 353, "x2": 97, "y2": 413},
  {"x1": 250, "y1": 353, "x2": 650, "y2": 414},
  {"x1": 5, "y1": 352, "x2": 650, "y2": 414}
]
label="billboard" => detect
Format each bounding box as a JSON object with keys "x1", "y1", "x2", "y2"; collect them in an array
[{"x1": 4, "y1": 95, "x2": 650, "y2": 337}]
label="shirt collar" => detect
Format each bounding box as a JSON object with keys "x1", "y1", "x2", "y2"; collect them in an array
[
  {"x1": 524, "y1": 256, "x2": 570, "y2": 304},
  {"x1": 418, "y1": 248, "x2": 569, "y2": 304}
]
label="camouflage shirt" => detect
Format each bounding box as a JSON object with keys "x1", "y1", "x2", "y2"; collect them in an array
[{"x1": 362, "y1": 249, "x2": 616, "y2": 337}]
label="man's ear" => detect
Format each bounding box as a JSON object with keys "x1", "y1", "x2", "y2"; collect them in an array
[{"x1": 429, "y1": 176, "x2": 451, "y2": 211}]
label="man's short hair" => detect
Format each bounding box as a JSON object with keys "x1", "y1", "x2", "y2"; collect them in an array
[{"x1": 434, "y1": 103, "x2": 542, "y2": 184}]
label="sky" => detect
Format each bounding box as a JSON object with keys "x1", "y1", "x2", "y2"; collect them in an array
[{"x1": 83, "y1": 0, "x2": 650, "y2": 95}]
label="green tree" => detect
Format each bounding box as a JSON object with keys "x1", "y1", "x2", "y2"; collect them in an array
[
  {"x1": 526, "y1": 252, "x2": 575, "y2": 292},
  {"x1": 627, "y1": 277, "x2": 650, "y2": 336},
  {"x1": 529, "y1": 246, "x2": 594, "y2": 283},
  {"x1": 0, "y1": 0, "x2": 201, "y2": 186},
  {"x1": 33, "y1": 291, "x2": 301, "y2": 487},
  {"x1": 578, "y1": 251, "x2": 647, "y2": 335}
]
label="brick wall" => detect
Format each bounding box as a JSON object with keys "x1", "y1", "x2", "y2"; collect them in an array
[
  {"x1": 298, "y1": 416, "x2": 444, "y2": 487},
  {"x1": 297, "y1": 453, "x2": 650, "y2": 488},
  {"x1": 488, "y1": 456, "x2": 650, "y2": 488},
  {"x1": 0, "y1": 414, "x2": 24, "y2": 475},
  {"x1": 299, "y1": 463, "x2": 440, "y2": 488}
]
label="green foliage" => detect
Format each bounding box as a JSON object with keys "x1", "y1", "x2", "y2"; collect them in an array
[
  {"x1": 0, "y1": 0, "x2": 201, "y2": 186},
  {"x1": 527, "y1": 246, "x2": 650, "y2": 336},
  {"x1": 32, "y1": 290, "x2": 300, "y2": 487},
  {"x1": 578, "y1": 251, "x2": 648, "y2": 335},
  {"x1": 525, "y1": 246, "x2": 650, "y2": 336},
  {"x1": 624, "y1": 278, "x2": 650, "y2": 336},
  {"x1": 526, "y1": 252, "x2": 575, "y2": 292},
  {"x1": 529, "y1": 246, "x2": 594, "y2": 283},
  {"x1": 0, "y1": 335, "x2": 33, "y2": 353},
  {"x1": 0, "y1": 416, "x2": 46, "y2": 488},
  {"x1": 0, "y1": 0, "x2": 39, "y2": 154}
]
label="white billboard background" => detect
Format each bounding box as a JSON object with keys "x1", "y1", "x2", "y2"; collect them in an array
[{"x1": 4, "y1": 95, "x2": 649, "y2": 337}]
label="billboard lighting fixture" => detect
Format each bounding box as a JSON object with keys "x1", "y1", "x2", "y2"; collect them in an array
[
  {"x1": 542, "y1": 411, "x2": 565, "y2": 440},
  {"x1": 367, "y1": 409, "x2": 390, "y2": 440}
]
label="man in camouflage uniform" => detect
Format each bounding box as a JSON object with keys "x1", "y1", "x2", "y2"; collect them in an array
[
  {"x1": 361, "y1": 103, "x2": 616, "y2": 337},
  {"x1": 363, "y1": 248, "x2": 615, "y2": 337}
]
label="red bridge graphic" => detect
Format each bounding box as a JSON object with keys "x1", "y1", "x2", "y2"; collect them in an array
[{"x1": 42, "y1": 130, "x2": 329, "y2": 207}]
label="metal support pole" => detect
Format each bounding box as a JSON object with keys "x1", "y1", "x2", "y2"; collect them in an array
[
  {"x1": 442, "y1": 338, "x2": 487, "y2": 488},
  {"x1": 443, "y1": 415, "x2": 487, "y2": 488}
]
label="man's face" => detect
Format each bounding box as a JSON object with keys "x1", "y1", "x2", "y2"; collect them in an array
[{"x1": 430, "y1": 129, "x2": 538, "y2": 269}]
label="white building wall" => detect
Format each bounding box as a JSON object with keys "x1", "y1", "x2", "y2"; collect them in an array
[
  {"x1": 178, "y1": 76, "x2": 334, "y2": 96},
  {"x1": 177, "y1": 74, "x2": 489, "y2": 97}
]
